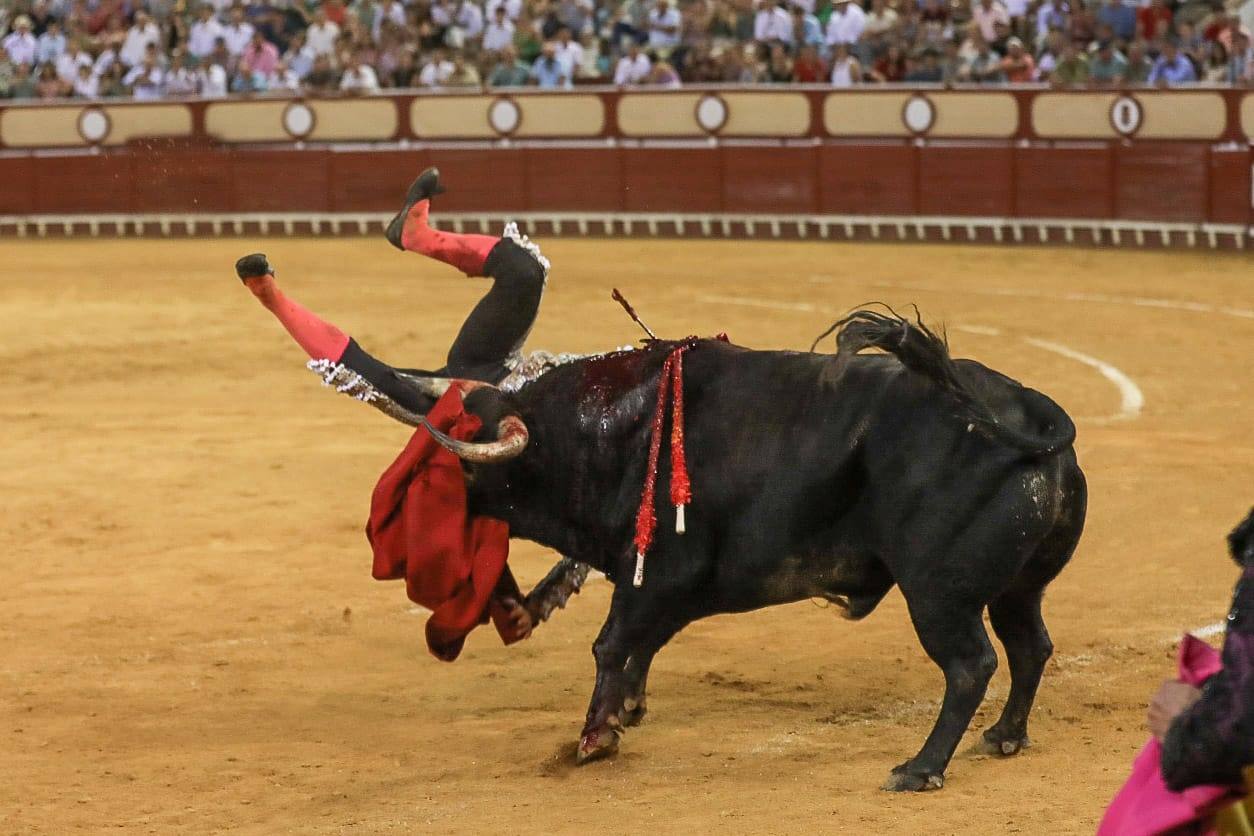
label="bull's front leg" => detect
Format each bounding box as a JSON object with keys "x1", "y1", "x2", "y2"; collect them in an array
[{"x1": 577, "y1": 588, "x2": 693, "y2": 764}]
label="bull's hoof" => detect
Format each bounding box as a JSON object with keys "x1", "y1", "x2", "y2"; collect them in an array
[
  {"x1": 621, "y1": 696, "x2": 647, "y2": 728},
  {"x1": 576, "y1": 725, "x2": 620, "y2": 764},
  {"x1": 882, "y1": 766, "x2": 945, "y2": 792},
  {"x1": 974, "y1": 730, "x2": 1031, "y2": 757}
]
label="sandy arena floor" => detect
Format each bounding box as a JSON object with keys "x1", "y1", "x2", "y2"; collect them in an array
[{"x1": 2, "y1": 237, "x2": 1252, "y2": 834}]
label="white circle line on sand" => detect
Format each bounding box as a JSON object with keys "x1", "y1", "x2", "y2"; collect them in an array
[
  {"x1": 698, "y1": 296, "x2": 1145, "y2": 424},
  {"x1": 807, "y1": 277, "x2": 1254, "y2": 322}
]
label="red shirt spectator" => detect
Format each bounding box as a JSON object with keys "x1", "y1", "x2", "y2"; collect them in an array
[
  {"x1": 240, "y1": 32, "x2": 280, "y2": 76},
  {"x1": 793, "y1": 45, "x2": 827, "y2": 81},
  {"x1": 1138, "y1": 0, "x2": 1172, "y2": 41},
  {"x1": 1001, "y1": 36, "x2": 1036, "y2": 80},
  {"x1": 322, "y1": 0, "x2": 349, "y2": 26}
]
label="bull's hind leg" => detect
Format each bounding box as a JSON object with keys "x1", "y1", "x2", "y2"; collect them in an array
[
  {"x1": 883, "y1": 602, "x2": 998, "y2": 792},
  {"x1": 977, "y1": 589, "x2": 1051, "y2": 756}
]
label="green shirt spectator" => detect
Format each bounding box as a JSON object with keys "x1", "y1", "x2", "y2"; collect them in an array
[
  {"x1": 1089, "y1": 42, "x2": 1128, "y2": 83},
  {"x1": 488, "y1": 46, "x2": 531, "y2": 86},
  {"x1": 1052, "y1": 45, "x2": 1090, "y2": 85}
]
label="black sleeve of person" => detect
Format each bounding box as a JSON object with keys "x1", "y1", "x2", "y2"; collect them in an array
[
  {"x1": 1160, "y1": 567, "x2": 1254, "y2": 792},
  {"x1": 338, "y1": 339, "x2": 441, "y2": 416}
]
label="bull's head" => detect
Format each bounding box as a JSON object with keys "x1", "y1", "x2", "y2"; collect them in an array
[{"x1": 419, "y1": 378, "x2": 530, "y2": 464}]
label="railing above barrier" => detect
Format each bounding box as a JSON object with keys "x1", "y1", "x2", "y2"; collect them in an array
[{"x1": 1, "y1": 85, "x2": 1252, "y2": 150}]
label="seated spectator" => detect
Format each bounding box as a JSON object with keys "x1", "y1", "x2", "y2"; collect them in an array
[
  {"x1": 483, "y1": 6, "x2": 515, "y2": 53},
  {"x1": 1088, "y1": 39, "x2": 1128, "y2": 85},
  {"x1": 613, "y1": 41, "x2": 651, "y2": 84},
  {"x1": 36, "y1": 19, "x2": 65, "y2": 65},
  {"x1": 646, "y1": 56, "x2": 681, "y2": 85},
  {"x1": 240, "y1": 31, "x2": 279, "y2": 79},
  {"x1": 418, "y1": 47, "x2": 454, "y2": 85},
  {"x1": 825, "y1": 0, "x2": 866, "y2": 48},
  {"x1": 765, "y1": 41, "x2": 793, "y2": 81},
  {"x1": 552, "y1": 25, "x2": 584, "y2": 77},
  {"x1": 98, "y1": 63, "x2": 128, "y2": 97},
  {"x1": 753, "y1": 0, "x2": 791, "y2": 44},
  {"x1": 341, "y1": 51, "x2": 381, "y2": 92},
  {"x1": 973, "y1": 0, "x2": 1011, "y2": 45},
  {"x1": 1068, "y1": 0, "x2": 1096, "y2": 48},
  {"x1": 1137, "y1": 0, "x2": 1172, "y2": 42},
  {"x1": 870, "y1": 42, "x2": 907, "y2": 81},
  {"x1": 35, "y1": 63, "x2": 64, "y2": 98},
  {"x1": 445, "y1": 51, "x2": 482, "y2": 86},
  {"x1": 1149, "y1": 37, "x2": 1197, "y2": 85},
  {"x1": 904, "y1": 46, "x2": 943, "y2": 81},
  {"x1": 791, "y1": 42, "x2": 826, "y2": 81},
  {"x1": 1000, "y1": 35, "x2": 1034, "y2": 80},
  {"x1": 305, "y1": 8, "x2": 341, "y2": 58},
  {"x1": 1229, "y1": 32, "x2": 1254, "y2": 84},
  {"x1": 10, "y1": 62, "x2": 37, "y2": 97},
  {"x1": 72, "y1": 63, "x2": 100, "y2": 98},
  {"x1": 487, "y1": 44, "x2": 531, "y2": 85},
  {"x1": 829, "y1": 39, "x2": 862, "y2": 85},
  {"x1": 646, "y1": 0, "x2": 681, "y2": 53},
  {"x1": 939, "y1": 38, "x2": 964, "y2": 82},
  {"x1": 1096, "y1": 0, "x2": 1136, "y2": 44},
  {"x1": 120, "y1": 10, "x2": 161, "y2": 68},
  {"x1": 4, "y1": 15, "x2": 38, "y2": 66},
  {"x1": 303, "y1": 54, "x2": 339, "y2": 93},
  {"x1": 1123, "y1": 39, "x2": 1152, "y2": 83},
  {"x1": 530, "y1": 40, "x2": 573, "y2": 87},
  {"x1": 1203, "y1": 40, "x2": 1229, "y2": 83},
  {"x1": 188, "y1": 4, "x2": 225, "y2": 59},
  {"x1": 1051, "y1": 40, "x2": 1088, "y2": 85},
  {"x1": 790, "y1": 5, "x2": 823, "y2": 50},
  {"x1": 165, "y1": 52, "x2": 203, "y2": 96},
  {"x1": 56, "y1": 35, "x2": 95, "y2": 86},
  {"x1": 965, "y1": 36, "x2": 1005, "y2": 81},
  {"x1": 389, "y1": 50, "x2": 421, "y2": 87},
  {"x1": 283, "y1": 31, "x2": 316, "y2": 80},
  {"x1": 123, "y1": 51, "x2": 165, "y2": 100}
]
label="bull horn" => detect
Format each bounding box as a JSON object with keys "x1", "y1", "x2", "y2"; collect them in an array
[{"x1": 422, "y1": 414, "x2": 530, "y2": 463}]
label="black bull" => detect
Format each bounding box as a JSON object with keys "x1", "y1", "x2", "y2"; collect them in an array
[{"x1": 425, "y1": 310, "x2": 1088, "y2": 792}]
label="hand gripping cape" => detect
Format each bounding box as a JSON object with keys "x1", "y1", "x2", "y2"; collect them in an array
[{"x1": 366, "y1": 387, "x2": 524, "y2": 661}]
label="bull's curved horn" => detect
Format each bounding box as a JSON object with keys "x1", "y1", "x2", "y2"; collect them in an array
[{"x1": 422, "y1": 414, "x2": 530, "y2": 463}]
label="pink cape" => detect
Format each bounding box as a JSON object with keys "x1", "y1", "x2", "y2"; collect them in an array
[{"x1": 1097, "y1": 635, "x2": 1243, "y2": 836}]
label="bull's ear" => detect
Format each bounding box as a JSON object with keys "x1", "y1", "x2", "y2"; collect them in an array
[{"x1": 1228, "y1": 507, "x2": 1254, "y2": 567}]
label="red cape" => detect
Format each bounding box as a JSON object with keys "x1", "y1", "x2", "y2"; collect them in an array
[{"x1": 366, "y1": 388, "x2": 523, "y2": 661}]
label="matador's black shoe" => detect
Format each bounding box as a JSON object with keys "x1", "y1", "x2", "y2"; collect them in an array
[
  {"x1": 236, "y1": 253, "x2": 274, "y2": 281},
  {"x1": 385, "y1": 167, "x2": 445, "y2": 251}
]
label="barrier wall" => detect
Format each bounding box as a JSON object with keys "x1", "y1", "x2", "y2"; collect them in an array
[{"x1": 1, "y1": 86, "x2": 1249, "y2": 247}]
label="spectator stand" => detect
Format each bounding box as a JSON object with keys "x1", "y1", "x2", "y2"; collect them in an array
[{"x1": 0, "y1": 85, "x2": 1249, "y2": 249}]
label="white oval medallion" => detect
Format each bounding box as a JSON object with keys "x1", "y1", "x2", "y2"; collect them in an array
[
  {"x1": 282, "y1": 101, "x2": 315, "y2": 138},
  {"x1": 489, "y1": 97, "x2": 521, "y2": 135},
  {"x1": 695, "y1": 94, "x2": 728, "y2": 134},
  {"x1": 1110, "y1": 96, "x2": 1142, "y2": 137},
  {"x1": 902, "y1": 95, "x2": 935, "y2": 134},
  {"x1": 77, "y1": 107, "x2": 110, "y2": 143}
]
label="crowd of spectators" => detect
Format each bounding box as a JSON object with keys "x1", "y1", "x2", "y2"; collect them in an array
[{"x1": 1, "y1": 0, "x2": 1251, "y2": 100}]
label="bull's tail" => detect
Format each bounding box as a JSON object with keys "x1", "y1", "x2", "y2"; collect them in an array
[{"x1": 817, "y1": 308, "x2": 1077, "y2": 457}]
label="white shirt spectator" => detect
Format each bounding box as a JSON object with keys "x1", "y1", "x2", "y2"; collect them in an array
[
  {"x1": 165, "y1": 66, "x2": 202, "y2": 95},
  {"x1": 188, "y1": 17, "x2": 225, "y2": 58},
  {"x1": 93, "y1": 47, "x2": 118, "y2": 77},
  {"x1": 553, "y1": 39, "x2": 584, "y2": 75},
  {"x1": 453, "y1": 1, "x2": 485, "y2": 38},
  {"x1": 824, "y1": 0, "x2": 866, "y2": 44},
  {"x1": 482, "y1": 18, "x2": 515, "y2": 51},
  {"x1": 613, "y1": 51, "x2": 651, "y2": 83},
  {"x1": 419, "y1": 58, "x2": 454, "y2": 86},
  {"x1": 341, "y1": 64, "x2": 380, "y2": 92},
  {"x1": 372, "y1": 1, "x2": 407, "y2": 43},
  {"x1": 305, "y1": 20, "x2": 340, "y2": 57},
  {"x1": 268, "y1": 66, "x2": 301, "y2": 92},
  {"x1": 647, "y1": 5, "x2": 681, "y2": 48},
  {"x1": 222, "y1": 22, "x2": 255, "y2": 56},
  {"x1": 3, "y1": 30, "x2": 38, "y2": 65},
  {"x1": 120, "y1": 20, "x2": 160, "y2": 67},
  {"x1": 36, "y1": 30, "x2": 66, "y2": 64},
  {"x1": 202, "y1": 63, "x2": 229, "y2": 97},
  {"x1": 486, "y1": 0, "x2": 523, "y2": 20},
  {"x1": 124, "y1": 64, "x2": 165, "y2": 100},
  {"x1": 753, "y1": 5, "x2": 792, "y2": 40},
  {"x1": 56, "y1": 48, "x2": 93, "y2": 83},
  {"x1": 72, "y1": 71, "x2": 100, "y2": 99}
]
